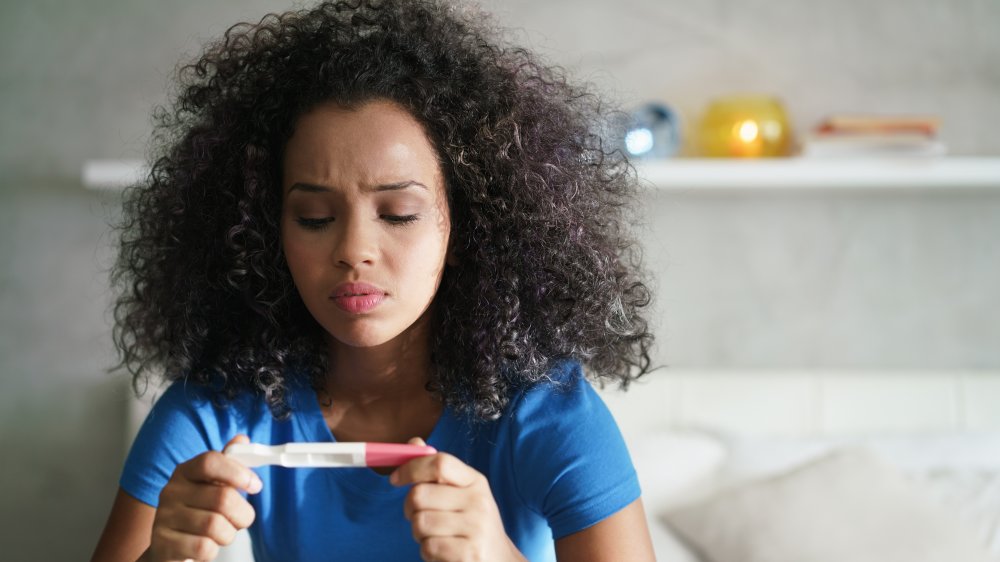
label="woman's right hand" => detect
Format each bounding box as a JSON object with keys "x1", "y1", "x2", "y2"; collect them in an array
[{"x1": 145, "y1": 435, "x2": 262, "y2": 562}]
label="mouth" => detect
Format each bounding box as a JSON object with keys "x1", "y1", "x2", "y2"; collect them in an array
[
  {"x1": 330, "y1": 282, "x2": 386, "y2": 297},
  {"x1": 330, "y1": 282, "x2": 387, "y2": 314}
]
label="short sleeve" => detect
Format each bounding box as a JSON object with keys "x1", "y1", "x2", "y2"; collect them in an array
[
  {"x1": 119, "y1": 381, "x2": 230, "y2": 507},
  {"x1": 508, "y1": 361, "x2": 641, "y2": 540}
]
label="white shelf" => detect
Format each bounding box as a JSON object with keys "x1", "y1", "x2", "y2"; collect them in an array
[
  {"x1": 83, "y1": 157, "x2": 1000, "y2": 191},
  {"x1": 635, "y1": 157, "x2": 1000, "y2": 191},
  {"x1": 82, "y1": 159, "x2": 147, "y2": 190}
]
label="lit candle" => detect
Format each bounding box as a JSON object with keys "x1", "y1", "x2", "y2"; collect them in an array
[
  {"x1": 699, "y1": 96, "x2": 791, "y2": 158},
  {"x1": 732, "y1": 119, "x2": 761, "y2": 157}
]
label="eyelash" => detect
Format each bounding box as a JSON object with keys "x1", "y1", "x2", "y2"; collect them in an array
[
  {"x1": 294, "y1": 215, "x2": 419, "y2": 230},
  {"x1": 384, "y1": 214, "x2": 419, "y2": 226},
  {"x1": 295, "y1": 217, "x2": 333, "y2": 230}
]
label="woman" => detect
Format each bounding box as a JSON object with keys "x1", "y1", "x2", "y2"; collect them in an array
[{"x1": 92, "y1": 1, "x2": 657, "y2": 560}]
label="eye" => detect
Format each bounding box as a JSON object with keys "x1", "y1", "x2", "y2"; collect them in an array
[
  {"x1": 382, "y1": 214, "x2": 419, "y2": 226},
  {"x1": 295, "y1": 217, "x2": 333, "y2": 230}
]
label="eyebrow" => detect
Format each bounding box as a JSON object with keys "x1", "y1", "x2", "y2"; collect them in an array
[{"x1": 287, "y1": 180, "x2": 428, "y2": 194}]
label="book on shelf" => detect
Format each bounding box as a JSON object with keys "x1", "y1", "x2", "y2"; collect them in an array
[
  {"x1": 815, "y1": 114, "x2": 941, "y2": 136},
  {"x1": 800, "y1": 132, "x2": 947, "y2": 157},
  {"x1": 800, "y1": 113, "x2": 946, "y2": 158}
]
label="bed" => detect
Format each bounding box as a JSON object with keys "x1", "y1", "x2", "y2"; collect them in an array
[{"x1": 600, "y1": 369, "x2": 1000, "y2": 562}]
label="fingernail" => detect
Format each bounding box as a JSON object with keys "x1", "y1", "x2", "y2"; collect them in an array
[{"x1": 248, "y1": 473, "x2": 263, "y2": 494}]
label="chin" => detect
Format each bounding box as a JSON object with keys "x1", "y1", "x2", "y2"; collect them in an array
[
  {"x1": 324, "y1": 319, "x2": 409, "y2": 350},
  {"x1": 317, "y1": 306, "x2": 434, "y2": 352},
  {"x1": 328, "y1": 328, "x2": 394, "y2": 349}
]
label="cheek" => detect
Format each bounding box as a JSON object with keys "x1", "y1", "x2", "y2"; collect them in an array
[
  {"x1": 417, "y1": 229, "x2": 450, "y2": 282},
  {"x1": 391, "y1": 228, "x2": 448, "y2": 283}
]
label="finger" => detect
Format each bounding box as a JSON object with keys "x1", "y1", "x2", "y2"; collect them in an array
[
  {"x1": 153, "y1": 526, "x2": 220, "y2": 562},
  {"x1": 408, "y1": 436, "x2": 427, "y2": 446},
  {"x1": 179, "y1": 447, "x2": 263, "y2": 494},
  {"x1": 165, "y1": 506, "x2": 239, "y2": 546},
  {"x1": 182, "y1": 484, "x2": 257, "y2": 530},
  {"x1": 391, "y1": 453, "x2": 481, "y2": 488},
  {"x1": 221, "y1": 434, "x2": 264, "y2": 493},
  {"x1": 404, "y1": 483, "x2": 468, "y2": 520},
  {"x1": 410, "y1": 509, "x2": 470, "y2": 541},
  {"x1": 420, "y1": 536, "x2": 471, "y2": 562}
]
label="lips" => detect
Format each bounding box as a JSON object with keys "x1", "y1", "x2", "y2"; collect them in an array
[{"x1": 329, "y1": 282, "x2": 387, "y2": 314}]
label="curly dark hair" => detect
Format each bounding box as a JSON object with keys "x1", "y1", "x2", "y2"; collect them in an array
[{"x1": 112, "y1": 0, "x2": 655, "y2": 421}]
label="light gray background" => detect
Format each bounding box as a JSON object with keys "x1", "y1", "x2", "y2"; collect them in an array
[{"x1": 1, "y1": 0, "x2": 998, "y2": 559}]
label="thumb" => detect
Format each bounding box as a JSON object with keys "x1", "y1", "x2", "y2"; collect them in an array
[
  {"x1": 407, "y1": 436, "x2": 427, "y2": 446},
  {"x1": 223, "y1": 433, "x2": 250, "y2": 453}
]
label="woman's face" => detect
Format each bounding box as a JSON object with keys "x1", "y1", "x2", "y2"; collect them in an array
[{"x1": 281, "y1": 99, "x2": 451, "y2": 350}]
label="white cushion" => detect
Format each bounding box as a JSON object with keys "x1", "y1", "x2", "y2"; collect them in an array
[
  {"x1": 662, "y1": 448, "x2": 995, "y2": 562},
  {"x1": 627, "y1": 429, "x2": 727, "y2": 509},
  {"x1": 715, "y1": 430, "x2": 1000, "y2": 478},
  {"x1": 626, "y1": 430, "x2": 727, "y2": 561},
  {"x1": 712, "y1": 430, "x2": 1000, "y2": 554}
]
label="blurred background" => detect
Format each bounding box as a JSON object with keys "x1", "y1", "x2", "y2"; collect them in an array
[{"x1": 1, "y1": 0, "x2": 999, "y2": 559}]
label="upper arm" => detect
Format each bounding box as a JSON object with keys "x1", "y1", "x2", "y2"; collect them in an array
[
  {"x1": 90, "y1": 488, "x2": 155, "y2": 562},
  {"x1": 555, "y1": 498, "x2": 656, "y2": 562},
  {"x1": 510, "y1": 364, "x2": 642, "y2": 539},
  {"x1": 94, "y1": 382, "x2": 232, "y2": 561}
]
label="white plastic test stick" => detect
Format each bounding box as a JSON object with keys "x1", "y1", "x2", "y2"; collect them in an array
[{"x1": 224, "y1": 442, "x2": 437, "y2": 468}]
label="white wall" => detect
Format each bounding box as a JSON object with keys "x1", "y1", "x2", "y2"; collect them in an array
[
  {"x1": 1, "y1": 0, "x2": 998, "y2": 559},
  {"x1": 483, "y1": 0, "x2": 1000, "y2": 156}
]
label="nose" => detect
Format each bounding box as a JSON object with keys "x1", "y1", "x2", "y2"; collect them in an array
[{"x1": 332, "y1": 214, "x2": 377, "y2": 268}]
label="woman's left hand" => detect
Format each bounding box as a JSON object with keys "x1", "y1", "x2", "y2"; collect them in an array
[{"x1": 390, "y1": 437, "x2": 527, "y2": 562}]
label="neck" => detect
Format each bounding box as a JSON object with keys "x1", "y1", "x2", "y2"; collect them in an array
[
  {"x1": 319, "y1": 316, "x2": 443, "y2": 444},
  {"x1": 327, "y1": 346, "x2": 431, "y2": 404},
  {"x1": 323, "y1": 314, "x2": 434, "y2": 406}
]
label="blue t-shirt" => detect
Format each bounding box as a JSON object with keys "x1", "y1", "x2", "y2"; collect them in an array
[{"x1": 121, "y1": 361, "x2": 640, "y2": 561}]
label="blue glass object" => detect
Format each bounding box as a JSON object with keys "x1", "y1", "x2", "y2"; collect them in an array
[{"x1": 619, "y1": 102, "x2": 681, "y2": 160}]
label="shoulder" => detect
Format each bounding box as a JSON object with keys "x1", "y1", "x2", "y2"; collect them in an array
[
  {"x1": 506, "y1": 359, "x2": 603, "y2": 426},
  {"x1": 152, "y1": 377, "x2": 255, "y2": 418},
  {"x1": 502, "y1": 358, "x2": 622, "y2": 443},
  {"x1": 122, "y1": 377, "x2": 284, "y2": 506},
  {"x1": 137, "y1": 377, "x2": 274, "y2": 453}
]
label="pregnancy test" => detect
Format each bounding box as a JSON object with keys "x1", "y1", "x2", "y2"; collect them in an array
[{"x1": 225, "y1": 442, "x2": 437, "y2": 468}]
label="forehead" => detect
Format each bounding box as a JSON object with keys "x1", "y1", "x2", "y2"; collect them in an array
[{"x1": 282, "y1": 99, "x2": 442, "y2": 190}]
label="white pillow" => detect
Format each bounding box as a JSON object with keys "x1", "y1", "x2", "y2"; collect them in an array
[
  {"x1": 711, "y1": 430, "x2": 1000, "y2": 554},
  {"x1": 714, "y1": 431, "x2": 1000, "y2": 479},
  {"x1": 626, "y1": 430, "x2": 727, "y2": 562},
  {"x1": 662, "y1": 448, "x2": 995, "y2": 562},
  {"x1": 627, "y1": 429, "x2": 727, "y2": 510},
  {"x1": 910, "y1": 469, "x2": 1000, "y2": 556}
]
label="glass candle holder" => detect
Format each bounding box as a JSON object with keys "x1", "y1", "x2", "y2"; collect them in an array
[
  {"x1": 698, "y1": 95, "x2": 792, "y2": 158},
  {"x1": 620, "y1": 102, "x2": 681, "y2": 160}
]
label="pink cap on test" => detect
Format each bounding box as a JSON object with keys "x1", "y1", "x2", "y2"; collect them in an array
[{"x1": 364, "y1": 443, "x2": 437, "y2": 467}]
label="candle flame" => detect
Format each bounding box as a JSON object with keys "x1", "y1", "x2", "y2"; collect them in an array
[{"x1": 737, "y1": 120, "x2": 759, "y2": 143}]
